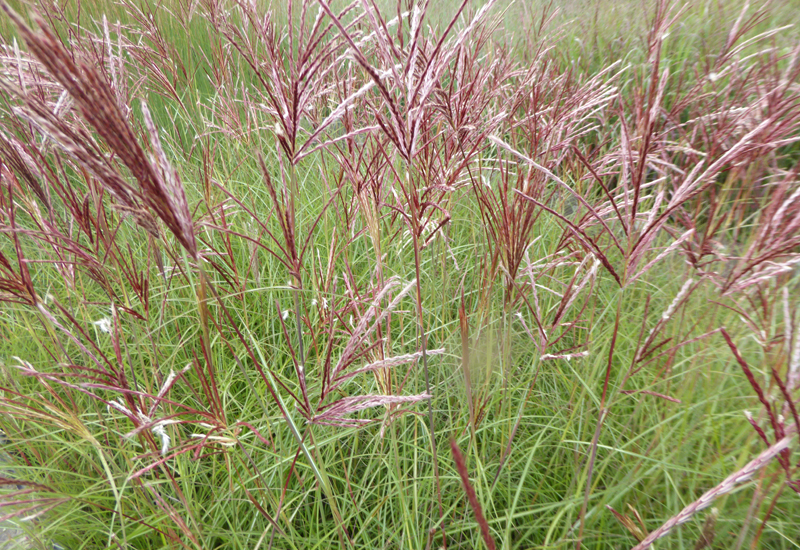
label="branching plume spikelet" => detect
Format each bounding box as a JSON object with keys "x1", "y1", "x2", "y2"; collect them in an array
[
  {"x1": 1, "y1": 2, "x2": 197, "y2": 258},
  {"x1": 631, "y1": 429, "x2": 797, "y2": 550}
]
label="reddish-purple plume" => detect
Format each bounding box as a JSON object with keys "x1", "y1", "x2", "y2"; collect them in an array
[{"x1": 449, "y1": 438, "x2": 497, "y2": 550}]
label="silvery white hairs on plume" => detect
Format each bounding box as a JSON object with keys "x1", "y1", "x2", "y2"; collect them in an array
[{"x1": 630, "y1": 425, "x2": 797, "y2": 550}]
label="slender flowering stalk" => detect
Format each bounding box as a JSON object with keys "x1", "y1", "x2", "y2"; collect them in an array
[
  {"x1": 450, "y1": 439, "x2": 497, "y2": 550},
  {"x1": 631, "y1": 429, "x2": 797, "y2": 550},
  {"x1": 0, "y1": 0, "x2": 798, "y2": 547}
]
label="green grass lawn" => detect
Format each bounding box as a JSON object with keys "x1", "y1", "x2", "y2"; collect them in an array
[{"x1": 0, "y1": 1, "x2": 799, "y2": 549}]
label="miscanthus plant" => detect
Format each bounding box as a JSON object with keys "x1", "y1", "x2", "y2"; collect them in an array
[{"x1": 0, "y1": 0, "x2": 798, "y2": 548}]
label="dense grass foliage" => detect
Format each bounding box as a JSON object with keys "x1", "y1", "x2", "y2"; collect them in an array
[{"x1": 0, "y1": 1, "x2": 799, "y2": 549}]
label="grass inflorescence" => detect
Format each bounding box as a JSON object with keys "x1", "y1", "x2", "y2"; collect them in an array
[{"x1": 0, "y1": 0, "x2": 799, "y2": 548}]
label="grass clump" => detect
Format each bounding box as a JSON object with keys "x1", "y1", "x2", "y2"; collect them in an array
[{"x1": 0, "y1": 0, "x2": 799, "y2": 549}]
